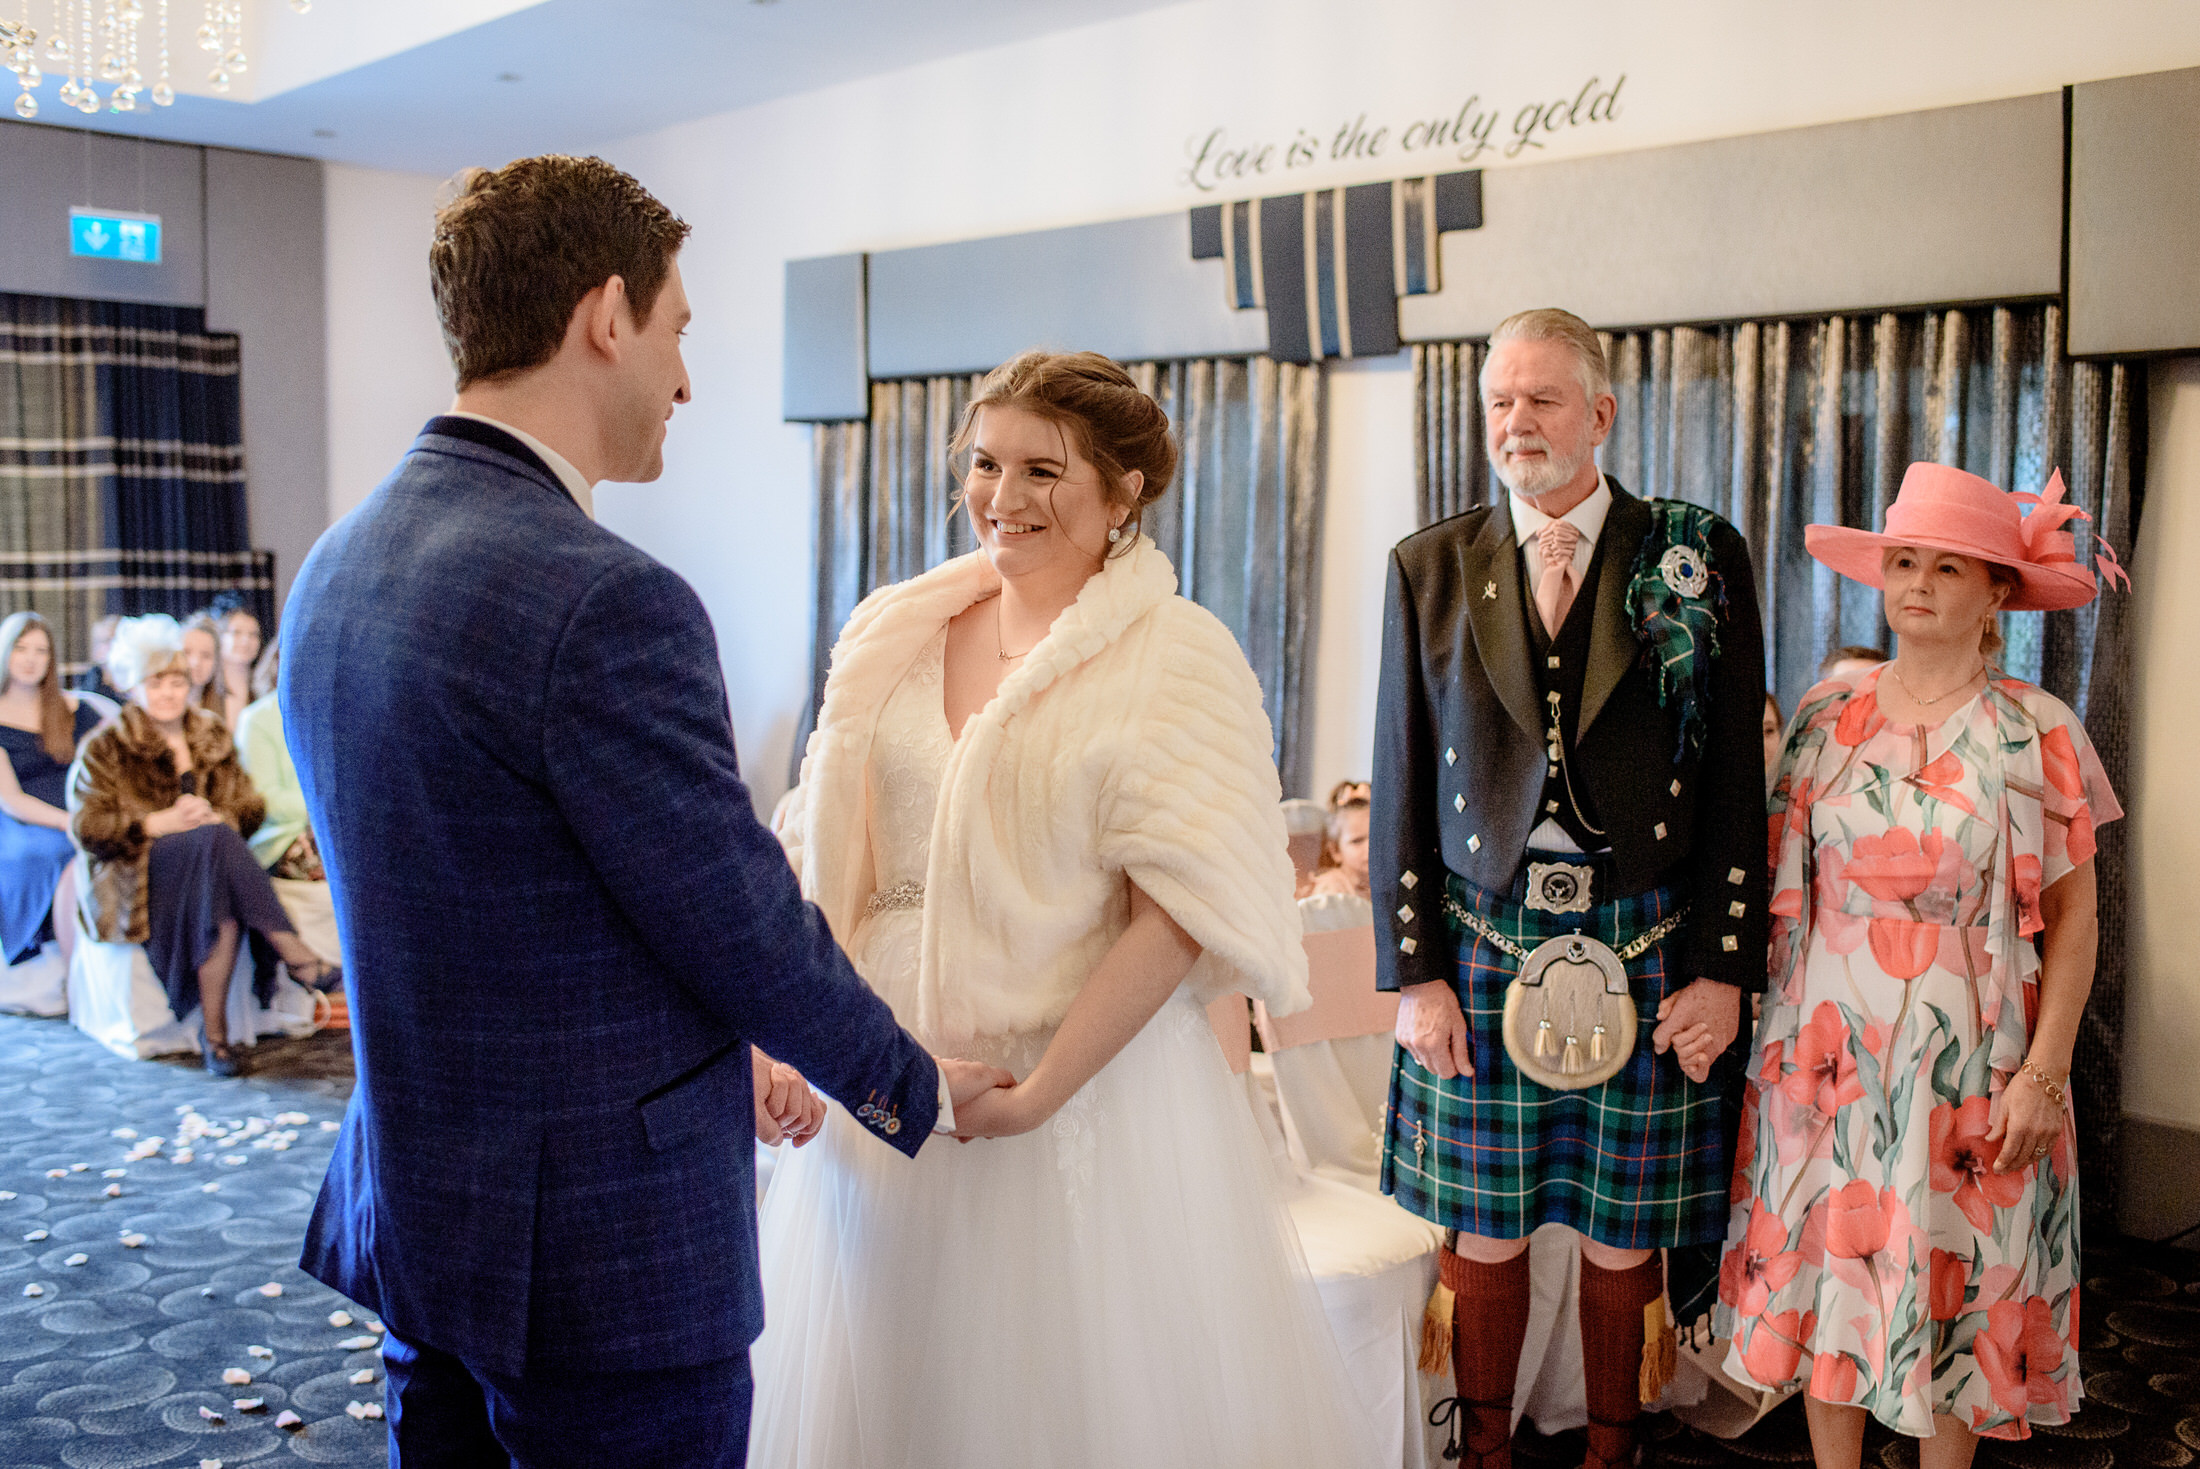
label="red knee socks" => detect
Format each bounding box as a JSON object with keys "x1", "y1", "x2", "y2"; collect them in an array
[
  {"x1": 1441, "y1": 1244, "x2": 1532, "y2": 1469},
  {"x1": 1577, "y1": 1253, "x2": 1663, "y2": 1469}
]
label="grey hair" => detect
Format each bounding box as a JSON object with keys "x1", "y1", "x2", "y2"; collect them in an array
[
  {"x1": 108, "y1": 613, "x2": 188, "y2": 693},
  {"x1": 1481, "y1": 307, "x2": 1613, "y2": 404}
]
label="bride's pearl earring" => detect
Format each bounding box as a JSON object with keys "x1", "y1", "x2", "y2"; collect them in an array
[{"x1": 1108, "y1": 526, "x2": 1122, "y2": 543}]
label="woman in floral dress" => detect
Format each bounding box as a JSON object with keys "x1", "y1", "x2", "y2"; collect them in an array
[{"x1": 1716, "y1": 463, "x2": 2123, "y2": 1469}]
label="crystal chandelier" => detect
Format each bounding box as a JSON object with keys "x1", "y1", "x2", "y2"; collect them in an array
[{"x1": 3, "y1": 0, "x2": 311, "y2": 121}]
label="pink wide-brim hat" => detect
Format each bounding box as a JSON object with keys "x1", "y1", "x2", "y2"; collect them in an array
[{"x1": 1803, "y1": 462, "x2": 2114, "y2": 613}]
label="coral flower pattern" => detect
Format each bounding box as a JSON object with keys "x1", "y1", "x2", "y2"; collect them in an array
[{"x1": 1715, "y1": 668, "x2": 2119, "y2": 1440}]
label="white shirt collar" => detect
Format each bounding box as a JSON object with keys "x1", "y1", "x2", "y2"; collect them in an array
[
  {"x1": 445, "y1": 410, "x2": 596, "y2": 521},
  {"x1": 1508, "y1": 473, "x2": 1611, "y2": 592},
  {"x1": 1508, "y1": 472, "x2": 1611, "y2": 548}
]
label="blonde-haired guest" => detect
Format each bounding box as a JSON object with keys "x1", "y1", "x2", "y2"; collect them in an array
[
  {"x1": 70, "y1": 615, "x2": 335, "y2": 1075},
  {"x1": 0, "y1": 612, "x2": 102, "y2": 966},
  {"x1": 180, "y1": 612, "x2": 226, "y2": 724}
]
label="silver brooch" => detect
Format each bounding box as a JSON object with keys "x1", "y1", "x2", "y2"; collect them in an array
[
  {"x1": 1657, "y1": 544, "x2": 1709, "y2": 598},
  {"x1": 1483, "y1": 581, "x2": 1498, "y2": 600}
]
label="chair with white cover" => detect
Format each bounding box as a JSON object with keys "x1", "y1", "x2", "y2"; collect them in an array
[
  {"x1": 63, "y1": 853, "x2": 318, "y2": 1060},
  {"x1": 1222, "y1": 911, "x2": 1451, "y2": 1468},
  {"x1": 1256, "y1": 892, "x2": 1397, "y2": 1187},
  {"x1": 0, "y1": 942, "x2": 67, "y2": 1016}
]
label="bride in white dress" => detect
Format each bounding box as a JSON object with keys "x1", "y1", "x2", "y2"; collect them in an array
[{"x1": 751, "y1": 352, "x2": 1377, "y2": 1467}]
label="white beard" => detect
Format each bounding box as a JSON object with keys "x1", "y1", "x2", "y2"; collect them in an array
[{"x1": 1492, "y1": 435, "x2": 1591, "y2": 500}]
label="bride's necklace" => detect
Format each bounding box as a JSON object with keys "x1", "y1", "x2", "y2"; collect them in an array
[
  {"x1": 996, "y1": 599, "x2": 1037, "y2": 663},
  {"x1": 1889, "y1": 661, "x2": 1985, "y2": 707}
]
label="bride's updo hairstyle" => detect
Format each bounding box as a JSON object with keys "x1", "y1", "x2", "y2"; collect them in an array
[{"x1": 950, "y1": 350, "x2": 1178, "y2": 559}]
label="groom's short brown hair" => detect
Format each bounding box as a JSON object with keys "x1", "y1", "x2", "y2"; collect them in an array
[{"x1": 430, "y1": 155, "x2": 692, "y2": 389}]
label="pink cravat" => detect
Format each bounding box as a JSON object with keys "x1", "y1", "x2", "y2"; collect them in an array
[{"x1": 1533, "y1": 520, "x2": 1582, "y2": 636}]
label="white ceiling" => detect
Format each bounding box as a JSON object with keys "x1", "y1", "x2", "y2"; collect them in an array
[{"x1": 9, "y1": 0, "x2": 1192, "y2": 172}]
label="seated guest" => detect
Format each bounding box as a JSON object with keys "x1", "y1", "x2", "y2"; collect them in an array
[
  {"x1": 1817, "y1": 643, "x2": 1887, "y2": 686},
  {"x1": 1283, "y1": 796, "x2": 1328, "y2": 896},
  {"x1": 206, "y1": 592, "x2": 263, "y2": 731},
  {"x1": 69, "y1": 615, "x2": 336, "y2": 1076},
  {"x1": 234, "y1": 644, "x2": 323, "y2": 882},
  {"x1": 0, "y1": 612, "x2": 103, "y2": 964},
  {"x1": 235, "y1": 642, "x2": 337, "y2": 999},
  {"x1": 181, "y1": 612, "x2": 226, "y2": 724},
  {"x1": 1762, "y1": 691, "x2": 1783, "y2": 774},
  {"x1": 70, "y1": 614, "x2": 124, "y2": 705},
  {"x1": 1309, "y1": 778, "x2": 1371, "y2": 898}
]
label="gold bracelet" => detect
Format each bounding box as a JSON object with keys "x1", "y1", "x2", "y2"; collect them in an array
[{"x1": 2019, "y1": 1059, "x2": 2068, "y2": 1108}]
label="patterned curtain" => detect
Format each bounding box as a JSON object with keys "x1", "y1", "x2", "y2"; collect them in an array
[
  {"x1": 797, "y1": 358, "x2": 1326, "y2": 796},
  {"x1": 1412, "y1": 304, "x2": 2145, "y2": 1236},
  {"x1": 0, "y1": 292, "x2": 273, "y2": 673}
]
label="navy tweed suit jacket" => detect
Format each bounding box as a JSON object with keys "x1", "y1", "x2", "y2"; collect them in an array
[{"x1": 283, "y1": 418, "x2": 939, "y2": 1377}]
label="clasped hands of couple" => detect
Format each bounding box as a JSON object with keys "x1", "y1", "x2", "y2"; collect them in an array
[{"x1": 749, "y1": 1049, "x2": 1034, "y2": 1148}]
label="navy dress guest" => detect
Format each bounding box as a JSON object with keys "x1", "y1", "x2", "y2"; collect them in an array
[
  {"x1": 68, "y1": 615, "x2": 337, "y2": 1075},
  {"x1": 281, "y1": 155, "x2": 1008, "y2": 1467},
  {"x1": 0, "y1": 612, "x2": 101, "y2": 962}
]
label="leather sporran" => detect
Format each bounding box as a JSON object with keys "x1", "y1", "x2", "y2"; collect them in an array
[{"x1": 1499, "y1": 933, "x2": 1637, "y2": 1090}]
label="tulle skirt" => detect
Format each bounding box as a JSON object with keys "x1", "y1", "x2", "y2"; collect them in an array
[{"x1": 748, "y1": 911, "x2": 1378, "y2": 1469}]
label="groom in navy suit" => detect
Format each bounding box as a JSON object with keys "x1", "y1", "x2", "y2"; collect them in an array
[{"x1": 282, "y1": 156, "x2": 1010, "y2": 1466}]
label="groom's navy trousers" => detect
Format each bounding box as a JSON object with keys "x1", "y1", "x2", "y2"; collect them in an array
[
  {"x1": 283, "y1": 417, "x2": 941, "y2": 1461},
  {"x1": 382, "y1": 1328, "x2": 751, "y2": 1469}
]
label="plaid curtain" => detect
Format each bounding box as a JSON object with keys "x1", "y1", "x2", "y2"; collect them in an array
[
  {"x1": 0, "y1": 292, "x2": 274, "y2": 675},
  {"x1": 797, "y1": 359, "x2": 1326, "y2": 796},
  {"x1": 1413, "y1": 303, "x2": 2145, "y2": 1237}
]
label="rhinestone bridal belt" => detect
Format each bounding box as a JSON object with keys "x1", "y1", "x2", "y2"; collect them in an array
[{"x1": 865, "y1": 881, "x2": 925, "y2": 918}]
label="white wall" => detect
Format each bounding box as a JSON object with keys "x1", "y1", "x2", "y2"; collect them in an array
[
  {"x1": 574, "y1": 0, "x2": 2200, "y2": 805},
  {"x1": 1310, "y1": 358, "x2": 1416, "y2": 796},
  {"x1": 2127, "y1": 357, "x2": 2200, "y2": 1135},
  {"x1": 322, "y1": 163, "x2": 452, "y2": 525}
]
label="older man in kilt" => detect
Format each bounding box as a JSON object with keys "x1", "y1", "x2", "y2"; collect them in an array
[{"x1": 1372, "y1": 308, "x2": 1767, "y2": 1469}]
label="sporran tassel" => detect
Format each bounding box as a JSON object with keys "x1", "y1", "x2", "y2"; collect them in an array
[
  {"x1": 1561, "y1": 1036, "x2": 1583, "y2": 1074},
  {"x1": 1590, "y1": 1024, "x2": 1607, "y2": 1063},
  {"x1": 1535, "y1": 1019, "x2": 1554, "y2": 1059},
  {"x1": 1640, "y1": 1293, "x2": 1677, "y2": 1405},
  {"x1": 1418, "y1": 1278, "x2": 1457, "y2": 1376}
]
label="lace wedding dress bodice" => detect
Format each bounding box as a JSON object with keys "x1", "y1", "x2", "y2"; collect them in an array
[{"x1": 865, "y1": 627, "x2": 952, "y2": 894}]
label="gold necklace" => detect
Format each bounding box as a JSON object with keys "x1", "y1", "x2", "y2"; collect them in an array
[
  {"x1": 996, "y1": 600, "x2": 1037, "y2": 663},
  {"x1": 1888, "y1": 662, "x2": 1984, "y2": 707}
]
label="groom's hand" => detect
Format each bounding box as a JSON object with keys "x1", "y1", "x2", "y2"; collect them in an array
[
  {"x1": 753, "y1": 1049, "x2": 826, "y2": 1147},
  {"x1": 938, "y1": 1057, "x2": 1017, "y2": 1109}
]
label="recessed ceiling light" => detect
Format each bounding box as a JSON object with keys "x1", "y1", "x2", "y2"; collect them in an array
[{"x1": 497, "y1": 72, "x2": 523, "y2": 82}]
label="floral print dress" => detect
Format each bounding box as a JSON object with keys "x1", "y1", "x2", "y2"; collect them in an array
[{"x1": 1714, "y1": 668, "x2": 2120, "y2": 1440}]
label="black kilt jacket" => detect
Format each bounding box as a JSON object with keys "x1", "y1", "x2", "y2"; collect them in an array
[{"x1": 1371, "y1": 479, "x2": 1770, "y2": 993}]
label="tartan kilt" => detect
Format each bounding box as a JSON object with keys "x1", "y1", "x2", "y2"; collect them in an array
[{"x1": 1379, "y1": 864, "x2": 1742, "y2": 1250}]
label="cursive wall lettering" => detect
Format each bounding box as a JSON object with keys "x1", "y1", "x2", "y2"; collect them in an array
[{"x1": 1180, "y1": 74, "x2": 1627, "y2": 193}]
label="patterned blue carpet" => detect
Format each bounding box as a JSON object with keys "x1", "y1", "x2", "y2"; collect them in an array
[
  {"x1": 3, "y1": 1008, "x2": 2197, "y2": 1468},
  {"x1": 0, "y1": 1012, "x2": 382, "y2": 1469}
]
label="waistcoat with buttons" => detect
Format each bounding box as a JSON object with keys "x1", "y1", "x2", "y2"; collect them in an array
[{"x1": 1523, "y1": 531, "x2": 1609, "y2": 852}]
